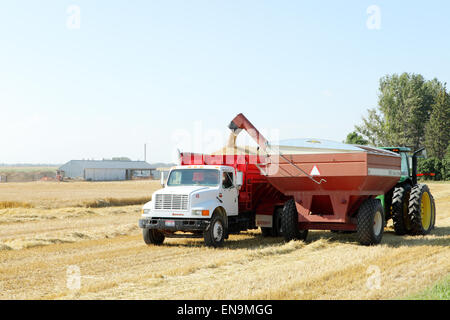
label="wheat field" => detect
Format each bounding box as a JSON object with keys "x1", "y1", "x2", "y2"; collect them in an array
[{"x1": 0, "y1": 181, "x2": 448, "y2": 299}]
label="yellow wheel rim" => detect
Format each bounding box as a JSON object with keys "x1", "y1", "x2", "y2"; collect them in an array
[{"x1": 421, "y1": 191, "x2": 431, "y2": 230}]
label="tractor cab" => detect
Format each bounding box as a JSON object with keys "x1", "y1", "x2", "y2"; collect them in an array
[
  {"x1": 380, "y1": 147, "x2": 412, "y2": 184},
  {"x1": 380, "y1": 146, "x2": 427, "y2": 186}
]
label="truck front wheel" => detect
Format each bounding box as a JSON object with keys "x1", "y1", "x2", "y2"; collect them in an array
[
  {"x1": 143, "y1": 228, "x2": 165, "y2": 245},
  {"x1": 204, "y1": 215, "x2": 225, "y2": 248}
]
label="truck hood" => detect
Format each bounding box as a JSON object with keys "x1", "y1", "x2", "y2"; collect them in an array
[{"x1": 154, "y1": 186, "x2": 214, "y2": 195}]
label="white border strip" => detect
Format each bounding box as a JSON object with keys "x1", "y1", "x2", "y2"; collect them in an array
[{"x1": 368, "y1": 168, "x2": 401, "y2": 177}]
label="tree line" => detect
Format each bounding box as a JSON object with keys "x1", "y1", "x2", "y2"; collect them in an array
[{"x1": 346, "y1": 72, "x2": 450, "y2": 180}]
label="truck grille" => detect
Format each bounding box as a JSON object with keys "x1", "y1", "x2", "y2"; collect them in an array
[{"x1": 154, "y1": 194, "x2": 189, "y2": 210}]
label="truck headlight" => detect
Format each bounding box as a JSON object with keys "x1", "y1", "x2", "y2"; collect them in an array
[
  {"x1": 192, "y1": 209, "x2": 209, "y2": 216},
  {"x1": 142, "y1": 209, "x2": 151, "y2": 215}
]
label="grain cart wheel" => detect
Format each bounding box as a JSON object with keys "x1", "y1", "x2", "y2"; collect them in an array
[
  {"x1": 408, "y1": 184, "x2": 433, "y2": 235},
  {"x1": 282, "y1": 199, "x2": 308, "y2": 242},
  {"x1": 143, "y1": 228, "x2": 165, "y2": 245},
  {"x1": 357, "y1": 198, "x2": 385, "y2": 246},
  {"x1": 204, "y1": 214, "x2": 225, "y2": 247},
  {"x1": 391, "y1": 184, "x2": 412, "y2": 235}
]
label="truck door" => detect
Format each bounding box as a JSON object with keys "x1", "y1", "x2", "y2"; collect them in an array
[{"x1": 221, "y1": 170, "x2": 239, "y2": 216}]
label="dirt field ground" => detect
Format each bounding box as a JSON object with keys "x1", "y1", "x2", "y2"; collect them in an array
[{"x1": 0, "y1": 181, "x2": 448, "y2": 299}]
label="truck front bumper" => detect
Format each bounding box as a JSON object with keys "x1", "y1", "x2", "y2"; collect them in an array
[{"x1": 139, "y1": 218, "x2": 210, "y2": 232}]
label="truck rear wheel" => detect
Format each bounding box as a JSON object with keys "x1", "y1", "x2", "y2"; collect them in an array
[
  {"x1": 261, "y1": 208, "x2": 283, "y2": 237},
  {"x1": 204, "y1": 214, "x2": 225, "y2": 247},
  {"x1": 273, "y1": 207, "x2": 283, "y2": 237},
  {"x1": 408, "y1": 184, "x2": 433, "y2": 235},
  {"x1": 261, "y1": 227, "x2": 273, "y2": 237},
  {"x1": 357, "y1": 198, "x2": 384, "y2": 245},
  {"x1": 391, "y1": 183, "x2": 412, "y2": 235},
  {"x1": 143, "y1": 228, "x2": 165, "y2": 245},
  {"x1": 281, "y1": 199, "x2": 308, "y2": 242}
]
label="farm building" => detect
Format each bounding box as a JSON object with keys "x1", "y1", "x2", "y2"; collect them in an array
[{"x1": 58, "y1": 160, "x2": 156, "y2": 181}]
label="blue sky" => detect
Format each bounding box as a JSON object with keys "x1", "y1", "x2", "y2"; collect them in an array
[{"x1": 1, "y1": 1, "x2": 449, "y2": 163}]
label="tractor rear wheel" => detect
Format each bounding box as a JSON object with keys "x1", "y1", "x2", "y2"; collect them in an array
[
  {"x1": 357, "y1": 198, "x2": 385, "y2": 245},
  {"x1": 281, "y1": 199, "x2": 308, "y2": 242},
  {"x1": 391, "y1": 184, "x2": 412, "y2": 235},
  {"x1": 431, "y1": 194, "x2": 436, "y2": 230},
  {"x1": 408, "y1": 184, "x2": 433, "y2": 235}
]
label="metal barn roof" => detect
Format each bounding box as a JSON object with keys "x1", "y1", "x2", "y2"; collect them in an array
[{"x1": 59, "y1": 160, "x2": 155, "y2": 170}]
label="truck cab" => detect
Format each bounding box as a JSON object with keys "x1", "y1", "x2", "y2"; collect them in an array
[{"x1": 139, "y1": 165, "x2": 243, "y2": 247}]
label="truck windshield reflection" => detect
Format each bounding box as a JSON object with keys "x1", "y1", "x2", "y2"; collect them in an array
[{"x1": 167, "y1": 169, "x2": 219, "y2": 187}]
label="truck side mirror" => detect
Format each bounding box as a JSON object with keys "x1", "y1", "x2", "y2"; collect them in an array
[
  {"x1": 236, "y1": 171, "x2": 243, "y2": 187},
  {"x1": 160, "y1": 172, "x2": 165, "y2": 188}
]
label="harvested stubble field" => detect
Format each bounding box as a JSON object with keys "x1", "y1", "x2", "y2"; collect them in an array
[
  {"x1": 0, "y1": 181, "x2": 448, "y2": 300},
  {"x1": 0, "y1": 180, "x2": 157, "y2": 208}
]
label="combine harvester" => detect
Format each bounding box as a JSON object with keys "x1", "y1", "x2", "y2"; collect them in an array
[{"x1": 139, "y1": 114, "x2": 436, "y2": 247}]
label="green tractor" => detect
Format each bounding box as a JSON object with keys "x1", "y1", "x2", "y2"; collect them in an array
[{"x1": 381, "y1": 147, "x2": 436, "y2": 235}]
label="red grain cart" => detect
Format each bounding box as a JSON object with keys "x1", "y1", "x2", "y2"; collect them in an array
[{"x1": 226, "y1": 113, "x2": 401, "y2": 245}]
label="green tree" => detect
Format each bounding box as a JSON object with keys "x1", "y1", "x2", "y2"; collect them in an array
[
  {"x1": 442, "y1": 144, "x2": 450, "y2": 180},
  {"x1": 355, "y1": 108, "x2": 388, "y2": 146},
  {"x1": 425, "y1": 88, "x2": 450, "y2": 159},
  {"x1": 417, "y1": 158, "x2": 443, "y2": 181},
  {"x1": 356, "y1": 73, "x2": 444, "y2": 149},
  {"x1": 345, "y1": 131, "x2": 369, "y2": 145}
]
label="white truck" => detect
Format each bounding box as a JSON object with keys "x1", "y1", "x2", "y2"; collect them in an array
[{"x1": 139, "y1": 165, "x2": 250, "y2": 247}]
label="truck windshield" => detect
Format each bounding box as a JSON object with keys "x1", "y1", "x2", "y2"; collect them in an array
[{"x1": 167, "y1": 169, "x2": 220, "y2": 187}]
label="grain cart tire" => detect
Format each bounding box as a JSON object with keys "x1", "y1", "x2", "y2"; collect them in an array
[
  {"x1": 143, "y1": 228, "x2": 165, "y2": 245},
  {"x1": 357, "y1": 198, "x2": 385, "y2": 246},
  {"x1": 204, "y1": 214, "x2": 225, "y2": 247},
  {"x1": 391, "y1": 184, "x2": 412, "y2": 235},
  {"x1": 408, "y1": 184, "x2": 433, "y2": 235},
  {"x1": 282, "y1": 199, "x2": 308, "y2": 242}
]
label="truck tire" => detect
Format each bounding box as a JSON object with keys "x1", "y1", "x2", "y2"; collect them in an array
[
  {"x1": 391, "y1": 184, "x2": 412, "y2": 235},
  {"x1": 261, "y1": 227, "x2": 273, "y2": 237},
  {"x1": 281, "y1": 199, "x2": 308, "y2": 242},
  {"x1": 261, "y1": 208, "x2": 283, "y2": 237},
  {"x1": 408, "y1": 184, "x2": 433, "y2": 235},
  {"x1": 143, "y1": 228, "x2": 165, "y2": 245},
  {"x1": 273, "y1": 207, "x2": 283, "y2": 237},
  {"x1": 204, "y1": 214, "x2": 225, "y2": 247},
  {"x1": 357, "y1": 198, "x2": 384, "y2": 245}
]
